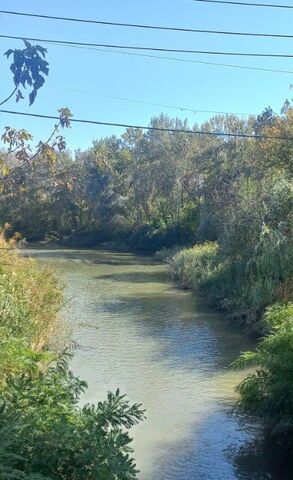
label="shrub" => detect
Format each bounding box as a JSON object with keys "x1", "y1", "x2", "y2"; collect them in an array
[
  {"x1": 169, "y1": 242, "x2": 219, "y2": 290},
  {"x1": 154, "y1": 245, "x2": 183, "y2": 263},
  {"x1": 0, "y1": 356, "x2": 145, "y2": 480},
  {"x1": 234, "y1": 303, "x2": 293, "y2": 449},
  {"x1": 0, "y1": 236, "x2": 63, "y2": 385}
]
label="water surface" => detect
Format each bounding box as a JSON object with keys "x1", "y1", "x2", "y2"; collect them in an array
[{"x1": 31, "y1": 248, "x2": 274, "y2": 480}]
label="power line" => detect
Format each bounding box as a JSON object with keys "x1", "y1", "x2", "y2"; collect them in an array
[
  {"x1": 63, "y1": 44, "x2": 293, "y2": 74},
  {"x1": 192, "y1": 0, "x2": 293, "y2": 9},
  {"x1": 2, "y1": 35, "x2": 293, "y2": 74},
  {"x1": 101, "y1": 94, "x2": 254, "y2": 116},
  {"x1": 0, "y1": 76, "x2": 253, "y2": 115},
  {"x1": 0, "y1": 109, "x2": 292, "y2": 140},
  {"x1": 0, "y1": 9, "x2": 293, "y2": 39},
  {"x1": 2, "y1": 34, "x2": 293, "y2": 58}
]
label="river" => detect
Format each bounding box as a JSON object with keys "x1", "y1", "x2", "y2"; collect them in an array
[{"x1": 32, "y1": 247, "x2": 273, "y2": 480}]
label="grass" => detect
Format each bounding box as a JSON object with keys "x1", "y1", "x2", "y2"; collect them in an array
[
  {"x1": 0, "y1": 235, "x2": 64, "y2": 385},
  {"x1": 168, "y1": 242, "x2": 219, "y2": 290},
  {"x1": 164, "y1": 227, "x2": 293, "y2": 331}
]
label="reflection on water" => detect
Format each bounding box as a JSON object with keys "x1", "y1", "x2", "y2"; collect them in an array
[{"x1": 30, "y1": 247, "x2": 277, "y2": 480}]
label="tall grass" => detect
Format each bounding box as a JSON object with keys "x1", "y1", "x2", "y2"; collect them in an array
[
  {"x1": 166, "y1": 225, "x2": 293, "y2": 330},
  {"x1": 0, "y1": 236, "x2": 63, "y2": 383},
  {"x1": 169, "y1": 242, "x2": 219, "y2": 290}
]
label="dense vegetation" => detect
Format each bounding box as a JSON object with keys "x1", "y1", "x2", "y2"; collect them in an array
[{"x1": 234, "y1": 303, "x2": 293, "y2": 454}]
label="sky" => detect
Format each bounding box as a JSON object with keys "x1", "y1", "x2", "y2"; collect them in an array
[{"x1": 0, "y1": 0, "x2": 293, "y2": 152}]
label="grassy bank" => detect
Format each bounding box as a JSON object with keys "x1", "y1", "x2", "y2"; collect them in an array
[
  {"x1": 0, "y1": 236, "x2": 63, "y2": 386},
  {"x1": 161, "y1": 232, "x2": 292, "y2": 332},
  {"x1": 0, "y1": 237, "x2": 144, "y2": 479}
]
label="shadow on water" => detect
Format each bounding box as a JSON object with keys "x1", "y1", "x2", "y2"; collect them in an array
[
  {"x1": 144, "y1": 407, "x2": 252, "y2": 480},
  {"x1": 24, "y1": 247, "x2": 160, "y2": 267},
  {"x1": 148, "y1": 409, "x2": 293, "y2": 480},
  {"x1": 229, "y1": 431, "x2": 293, "y2": 480},
  {"x1": 90, "y1": 289, "x2": 256, "y2": 373},
  {"x1": 94, "y1": 270, "x2": 167, "y2": 283}
]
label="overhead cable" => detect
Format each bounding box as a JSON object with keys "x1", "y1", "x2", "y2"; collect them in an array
[
  {"x1": 1, "y1": 34, "x2": 293, "y2": 58},
  {"x1": 0, "y1": 9, "x2": 292, "y2": 39},
  {"x1": 0, "y1": 109, "x2": 291, "y2": 140}
]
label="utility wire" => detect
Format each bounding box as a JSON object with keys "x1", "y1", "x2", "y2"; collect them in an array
[
  {"x1": 0, "y1": 9, "x2": 293, "y2": 39},
  {"x1": 68, "y1": 44, "x2": 293, "y2": 74},
  {"x1": 1, "y1": 34, "x2": 293, "y2": 58},
  {"x1": 61, "y1": 43, "x2": 293, "y2": 74},
  {"x1": 2, "y1": 35, "x2": 293, "y2": 74},
  {"x1": 0, "y1": 109, "x2": 292, "y2": 140},
  {"x1": 101, "y1": 94, "x2": 254, "y2": 116},
  {"x1": 0, "y1": 77, "x2": 253, "y2": 115},
  {"x1": 192, "y1": 0, "x2": 293, "y2": 9}
]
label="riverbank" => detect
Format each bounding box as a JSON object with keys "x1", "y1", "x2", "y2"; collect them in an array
[
  {"x1": 0, "y1": 236, "x2": 63, "y2": 386},
  {"x1": 157, "y1": 241, "x2": 292, "y2": 332},
  {"x1": 2, "y1": 242, "x2": 291, "y2": 478}
]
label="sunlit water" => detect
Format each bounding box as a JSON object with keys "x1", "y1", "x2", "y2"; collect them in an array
[{"x1": 29, "y1": 248, "x2": 275, "y2": 480}]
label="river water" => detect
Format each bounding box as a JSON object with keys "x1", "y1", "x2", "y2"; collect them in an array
[{"x1": 32, "y1": 247, "x2": 274, "y2": 480}]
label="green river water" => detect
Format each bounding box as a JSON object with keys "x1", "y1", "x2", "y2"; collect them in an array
[{"x1": 32, "y1": 247, "x2": 276, "y2": 480}]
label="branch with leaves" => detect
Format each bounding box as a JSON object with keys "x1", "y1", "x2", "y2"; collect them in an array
[
  {"x1": 0, "y1": 108, "x2": 73, "y2": 186},
  {"x1": 2, "y1": 39, "x2": 49, "y2": 106}
]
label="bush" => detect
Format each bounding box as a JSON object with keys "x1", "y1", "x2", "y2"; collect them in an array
[
  {"x1": 167, "y1": 222, "x2": 293, "y2": 330},
  {"x1": 154, "y1": 245, "x2": 183, "y2": 263},
  {"x1": 0, "y1": 356, "x2": 145, "y2": 480},
  {"x1": 169, "y1": 242, "x2": 219, "y2": 290},
  {"x1": 234, "y1": 303, "x2": 293, "y2": 449}
]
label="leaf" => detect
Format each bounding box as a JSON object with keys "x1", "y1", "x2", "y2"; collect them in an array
[
  {"x1": 23, "y1": 39, "x2": 32, "y2": 49},
  {"x1": 29, "y1": 89, "x2": 37, "y2": 106},
  {"x1": 4, "y1": 49, "x2": 13, "y2": 58}
]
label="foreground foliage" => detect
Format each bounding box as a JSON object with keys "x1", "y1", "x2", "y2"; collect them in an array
[
  {"x1": 235, "y1": 303, "x2": 293, "y2": 452},
  {"x1": 0, "y1": 356, "x2": 145, "y2": 480}
]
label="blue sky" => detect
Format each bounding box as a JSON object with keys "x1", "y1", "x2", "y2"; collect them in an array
[{"x1": 0, "y1": 0, "x2": 293, "y2": 152}]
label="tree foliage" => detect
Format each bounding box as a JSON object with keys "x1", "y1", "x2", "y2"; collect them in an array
[
  {"x1": 234, "y1": 303, "x2": 293, "y2": 451},
  {"x1": 4, "y1": 40, "x2": 49, "y2": 106}
]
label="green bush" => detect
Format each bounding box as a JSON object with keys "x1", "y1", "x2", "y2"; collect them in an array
[
  {"x1": 0, "y1": 238, "x2": 63, "y2": 351},
  {"x1": 169, "y1": 242, "x2": 219, "y2": 290},
  {"x1": 0, "y1": 356, "x2": 145, "y2": 480},
  {"x1": 154, "y1": 245, "x2": 183, "y2": 263},
  {"x1": 234, "y1": 303, "x2": 293, "y2": 448}
]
